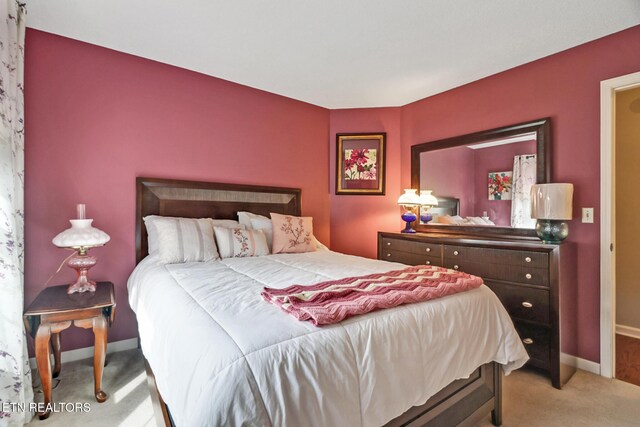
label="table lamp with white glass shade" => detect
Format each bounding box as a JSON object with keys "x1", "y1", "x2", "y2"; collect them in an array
[
  {"x1": 530, "y1": 184, "x2": 573, "y2": 243},
  {"x1": 419, "y1": 190, "x2": 438, "y2": 224},
  {"x1": 397, "y1": 189, "x2": 421, "y2": 233},
  {"x1": 52, "y1": 204, "x2": 110, "y2": 294}
]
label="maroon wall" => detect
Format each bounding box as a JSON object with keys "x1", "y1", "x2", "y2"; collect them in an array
[
  {"x1": 25, "y1": 24, "x2": 640, "y2": 364},
  {"x1": 329, "y1": 108, "x2": 402, "y2": 259},
  {"x1": 24, "y1": 30, "x2": 330, "y2": 352},
  {"x1": 400, "y1": 25, "x2": 640, "y2": 362},
  {"x1": 331, "y1": 25, "x2": 640, "y2": 362},
  {"x1": 420, "y1": 146, "x2": 475, "y2": 217}
]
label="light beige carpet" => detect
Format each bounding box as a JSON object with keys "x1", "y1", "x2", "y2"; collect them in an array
[
  {"x1": 28, "y1": 349, "x2": 154, "y2": 427},
  {"x1": 477, "y1": 367, "x2": 640, "y2": 427},
  {"x1": 28, "y1": 349, "x2": 640, "y2": 427}
]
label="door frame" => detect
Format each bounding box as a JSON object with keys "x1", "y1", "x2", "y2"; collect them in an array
[{"x1": 600, "y1": 71, "x2": 640, "y2": 378}]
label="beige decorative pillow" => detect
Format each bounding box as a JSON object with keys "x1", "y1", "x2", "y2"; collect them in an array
[
  {"x1": 270, "y1": 213, "x2": 317, "y2": 254},
  {"x1": 213, "y1": 227, "x2": 269, "y2": 258},
  {"x1": 144, "y1": 216, "x2": 242, "y2": 256},
  {"x1": 151, "y1": 217, "x2": 219, "y2": 263}
]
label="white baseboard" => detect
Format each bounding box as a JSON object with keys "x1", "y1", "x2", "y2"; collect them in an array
[
  {"x1": 616, "y1": 324, "x2": 640, "y2": 340},
  {"x1": 29, "y1": 337, "x2": 139, "y2": 370},
  {"x1": 575, "y1": 357, "x2": 601, "y2": 375},
  {"x1": 560, "y1": 353, "x2": 601, "y2": 375}
]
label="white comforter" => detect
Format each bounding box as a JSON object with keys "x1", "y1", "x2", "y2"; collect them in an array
[{"x1": 128, "y1": 250, "x2": 528, "y2": 427}]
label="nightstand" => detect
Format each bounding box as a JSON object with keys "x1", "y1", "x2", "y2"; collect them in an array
[{"x1": 24, "y1": 282, "x2": 116, "y2": 419}]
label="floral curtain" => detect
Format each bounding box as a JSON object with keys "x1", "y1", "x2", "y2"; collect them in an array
[
  {"x1": 510, "y1": 154, "x2": 537, "y2": 229},
  {"x1": 0, "y1": 1, "x2": 33, "y2": 425}
]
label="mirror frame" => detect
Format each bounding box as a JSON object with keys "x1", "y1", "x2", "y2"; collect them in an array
[{"x1": 410, "y1": 117, "x2": 551, "y2": 239}]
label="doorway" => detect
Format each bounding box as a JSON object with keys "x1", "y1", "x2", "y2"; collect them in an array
[
  {"x1": 614, "y1": 86, "x2": 640, "y2": 386},
  {"x1": 600, "y1": 71, "x2": 640, "y2": 381}
]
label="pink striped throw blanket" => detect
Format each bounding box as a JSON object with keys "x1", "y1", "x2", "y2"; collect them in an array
[{"x1": 261, "y1": 265, "x2": 483, "y2": 326}]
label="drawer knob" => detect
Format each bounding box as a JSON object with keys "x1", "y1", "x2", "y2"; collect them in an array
[
  {"x1": 387, "y1": 242, "x2": 391, "y2": 246},
  {"x1": 426, "y1": 247, "x2": 431, "y2": 252},
  {"x1": 453, "y1": 265, "x2": 459, "y2": 270},
  {"x1": 387, "y1": 253, "x2": 391, "y2": 257},
  {"x1": 522, "y1": 301, "x2": 533, "y2": 308},
  {"x1": 453, "y1": 250, "x2": 459, "y2": 256},
  {"x1": 426, "y1": 260, "x2": 431, "y2": 265},
  {"x1": 525, "y1": 273, "x2": 532, "y2": 280},
  {"x1": 525, "y1": 256, "x2": 532, "y2": 263},
  {"x1": 522, "y1": 338, "x2": 534, "y2": 345}
]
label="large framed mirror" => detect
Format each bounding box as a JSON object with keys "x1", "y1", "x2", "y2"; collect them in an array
[{"x1": 411, "y1": 118, "x2": 551, "y2": 238}]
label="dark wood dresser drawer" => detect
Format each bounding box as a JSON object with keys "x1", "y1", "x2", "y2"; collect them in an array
[
  {"x1": 514, "y1": 321, "x2": 550, "y2": 370},
  {"x1": 378, "y1": 231, "x2": 576, "y2": 389},
  {"x1": 444, "y1": 245, "x2": 548, "y2": 269},
  {"x1": 485, "y1": 281, "x2": 550, "y2": 325},
  {"x1": 381, "y1": 237, "x2": 442, "y2": 257},
  {"x1": 442, "y1": 260, "x2": 549, "y2": 286},
  {"x1": 382, "y1": 250, "x2": 442, "y2": 267}
]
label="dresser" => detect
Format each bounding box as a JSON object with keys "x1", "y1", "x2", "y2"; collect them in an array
[{"x1": 378, "y1": 231, "x2": 577, "y2": 389}]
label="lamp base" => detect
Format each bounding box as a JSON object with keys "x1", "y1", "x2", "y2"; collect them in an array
[
  {"x1": 420, "y1": 213, "x2": 433, "y2": 224},
  {"x1": 67, "y1": 253, "x2": 98, "y2": 294},
  {"x1": 535, "y1": 219, "x2": 569, "y2": 244},
  {"x1": 401, "y1": 210, "x2": 418, "y2": 234}
]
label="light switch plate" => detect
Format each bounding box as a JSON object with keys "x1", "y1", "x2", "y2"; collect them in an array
[{"x1": 582, "y1": 208, "x2": 594, "y2": 223}]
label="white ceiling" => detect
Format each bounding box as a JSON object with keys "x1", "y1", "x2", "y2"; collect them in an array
[{"x1": 27, "y1": 1, "x2": 640, "y2": 109}]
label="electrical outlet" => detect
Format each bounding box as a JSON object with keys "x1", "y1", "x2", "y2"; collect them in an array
[{"x1": 582, "y1": 208, "x2": 594, "y2": 223}]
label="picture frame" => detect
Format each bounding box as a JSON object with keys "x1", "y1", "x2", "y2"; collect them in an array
[
  {"x1": 336, "y1": 133, "x2": 386, "y2": 195},
  {"x1": 488, "y1": 171, "x2": 513, "y2": 200}
]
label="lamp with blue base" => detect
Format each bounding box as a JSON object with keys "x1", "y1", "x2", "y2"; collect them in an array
[
  {"x1": 419, "y1": 190, "x2": 438, "y2": 224},
  {"x1": 397, "y1": 189, "x2": 421, "y2": 233}
]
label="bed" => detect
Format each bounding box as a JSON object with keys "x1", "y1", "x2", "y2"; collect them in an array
[
  {"x1": 129, "y1": 178, "x2": 528, "y2": 427},
  {"x1": 427, "y1": 197, "x2": 496, "y2": 227}
]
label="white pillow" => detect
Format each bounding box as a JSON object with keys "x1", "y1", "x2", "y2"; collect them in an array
[
  {"x1": 144, "y1": 216, "x2": 241, "y2": 255},
  {"x1": 143, "y1": 215, "x2": 162, "y2": 254},
  {"x1": 249, "y1": 217, "x2": 274, "y2": 249},
  {"x1": 437, "y1": 215, "x2": 455, "y2": 224},
  {"x1": 467, "y1": 217, "x2": 485, "y2": 225},
  {"x1": 237, "y1": 211, "x2": 269, "y2": 229},
  {"x1": 467, "y1": 216, "x2": 495, "y2": 226},
  {"x1": 213, "y1": 227, "x2": 269, "y2": 258},
  {"x1": 482, "y1": 218, "x2": 496, "y2": 226},
  {"x1": 211, "y1": 219, "x2": 245, "y2": 229},
  {"x1": 151, "y1": 217, "x2": 219, "y2": 264},
  {"x1": 313, "y1": 236, "x2": 329, "y2": 251}
]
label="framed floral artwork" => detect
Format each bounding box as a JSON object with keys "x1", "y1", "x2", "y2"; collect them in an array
[
  {"x1": 336, "y1": 133, "x2": 386, "y2": 195},
  {"x1": 488, "y1": 171, "x2": 513, "y2": 200}
]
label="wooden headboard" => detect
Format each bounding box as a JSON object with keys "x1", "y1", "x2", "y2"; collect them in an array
[
  {"x1": 429, "y1": 196, "x2": 460, "y2": 217},
  {"x1": 136, "y1": 177, "x2": 301, "y2": 263}
]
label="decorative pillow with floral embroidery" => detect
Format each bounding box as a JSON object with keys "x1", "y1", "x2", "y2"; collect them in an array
[
  {"x1": 270, "y1": 213, "x2": 317, "y2": 254},
  {"x1": 213, "y1": 227, "x2": 270, "y2": 258}
]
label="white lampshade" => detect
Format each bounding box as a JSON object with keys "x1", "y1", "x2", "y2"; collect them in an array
[
  {"x1": 52, "y1": 219, "x2": 110, "y2": 249},
  {"x1": 419, "y1": 190, "x2": 439, "y2": 207},
  {"x1": 530, "y1": 184, "x2": 574, "y2": 220},
  {"x1": 397, "y1": 189, "x2": 421, "y2": 206}
]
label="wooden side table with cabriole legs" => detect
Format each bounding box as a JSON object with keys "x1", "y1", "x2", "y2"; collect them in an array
[{"x1": 24, "y1": 282, "x2": 116, "y2": 420}]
